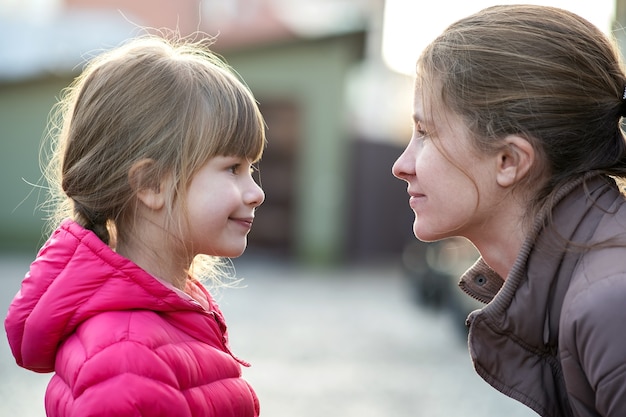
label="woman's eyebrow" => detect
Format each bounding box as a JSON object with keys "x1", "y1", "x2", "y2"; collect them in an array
[
  {"x1": 413, "y1": 112, "x2": 431, "y2": 126},
  {"x1": 412, "y1": 105, "x2": 428, "y2": 122}
]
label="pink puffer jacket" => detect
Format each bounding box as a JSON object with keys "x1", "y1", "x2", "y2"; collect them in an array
[{"x1": 5, "y1": 219, "x2": 259, "y2": 417}]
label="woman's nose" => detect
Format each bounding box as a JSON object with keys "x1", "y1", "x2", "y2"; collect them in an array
[{"x1": 392, "y1": 145, "x2": 415, "y2": 181}]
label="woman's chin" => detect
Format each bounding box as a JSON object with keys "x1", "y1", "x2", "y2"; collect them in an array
[{"x1": 414, "y1": 224, "x2": 449, "y2": 243}]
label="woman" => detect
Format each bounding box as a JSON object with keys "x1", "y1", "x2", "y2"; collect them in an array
[{"x1": 392, "y1": 5, "x2": 626, "y2": 417}]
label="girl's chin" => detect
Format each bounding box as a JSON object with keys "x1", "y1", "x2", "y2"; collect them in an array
[
  {"x1": 202, "y1": 243, "x2": 247, "y2": 259},
  {"x1": 221, "y1": 244, "x2": 248, "y2": 258}
]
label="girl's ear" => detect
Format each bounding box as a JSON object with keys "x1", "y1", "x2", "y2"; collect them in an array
[
  {"x1": 128, "y1": 159, "x2": 165, "y2": 210},
  {"x1": 496, "y1": 135, "x2": 535, "y2": 187}
]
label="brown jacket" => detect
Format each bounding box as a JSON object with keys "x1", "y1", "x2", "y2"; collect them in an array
[{"x1": 460, "y1": 174, "x2": 626, "y2": 417}]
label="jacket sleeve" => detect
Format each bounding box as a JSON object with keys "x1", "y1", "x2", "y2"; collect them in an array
[{"x1": 560, "y1": 275, "x2": 626, "y2": 416}]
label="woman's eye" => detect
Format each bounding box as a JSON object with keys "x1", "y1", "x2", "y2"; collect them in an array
[
  {"x1": 414, "y1": 121, "x2": 429, "y2": 139},
  {"x1": 229, "y1": 164, "x2": 240, "y2": 174},
  {"x1": 413, "y1": 129, "x2": 428, "y2": 145}
]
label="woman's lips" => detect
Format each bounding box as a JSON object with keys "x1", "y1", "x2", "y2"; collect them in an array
[{"x1": 408, "y1": 194, "x2": 425, "y2": 209}]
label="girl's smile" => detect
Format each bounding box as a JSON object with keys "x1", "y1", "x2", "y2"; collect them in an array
[
  {"x1": 230, "y1": 216, "x2": 254, "y2": 230},
  {"x1": 182, "y1": 155, "x2": 264, "y2": 258}
]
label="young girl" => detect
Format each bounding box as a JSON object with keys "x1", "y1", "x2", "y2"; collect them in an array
[
  {"x1": 5, "y1": 35, "x2": 265, "y2": 417},
  {"x1": 393, "y1": 5, "x2": 626, "y2": 417}
]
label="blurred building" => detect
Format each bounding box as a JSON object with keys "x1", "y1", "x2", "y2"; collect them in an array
[{"x1": 0, "y1": 0, "x2": 415, "y2": 264}]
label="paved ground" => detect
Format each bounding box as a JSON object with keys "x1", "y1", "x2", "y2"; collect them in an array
[{"x1": 0, "y1": 252, "x2": 537, "y2": 417}]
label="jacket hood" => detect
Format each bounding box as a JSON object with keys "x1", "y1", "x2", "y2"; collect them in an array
[{"x1": 5, "y1": 219, "x2": 205, "y2": 373}]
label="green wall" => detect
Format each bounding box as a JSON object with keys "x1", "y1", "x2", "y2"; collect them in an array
[
  {"x1": 223, "y1": 33, "x2": 364, "y2": 264},
  {"x1": 0, "y1": 76, "x2": 72, "y2": 252},
  {"x1": 0, "y1": 32, "x2": 364, "y2": 263}
]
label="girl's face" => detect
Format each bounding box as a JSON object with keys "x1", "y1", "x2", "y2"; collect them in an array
[
  {"x1": 180, "y1": 155, "x2": 265, "y2": 258},
  {"x1": 392, "y1": 90, "x2": 500, "y2": 243}
]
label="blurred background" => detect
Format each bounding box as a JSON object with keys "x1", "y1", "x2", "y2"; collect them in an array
[{"x1": 0, "y1": 0, "x2": 623, "y2": 416}]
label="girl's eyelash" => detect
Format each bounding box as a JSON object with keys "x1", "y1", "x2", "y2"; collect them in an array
[{"x1": 229, "y1": 162, "x2": 258, "y2": 175}]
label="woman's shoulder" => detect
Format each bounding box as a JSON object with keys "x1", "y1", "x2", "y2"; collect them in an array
[
  {"x1": 561, "y1": 190, "x2": 626, "y2": 327},
  {"x1": 562, "y1": 250, "x2": 626, "y2": 333}
]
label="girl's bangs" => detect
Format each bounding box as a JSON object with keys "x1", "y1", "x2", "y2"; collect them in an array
[{"x1": 214, "y1": 90, "x2": 266, "y2": 162}]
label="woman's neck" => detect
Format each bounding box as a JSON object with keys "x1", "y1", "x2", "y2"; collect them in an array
[
  {"x1": 468, "y1": 200, "x2": 529, "y2": 280},
  {"x1": 475, "y1": 237, "x2": 523, "y2": 279}
]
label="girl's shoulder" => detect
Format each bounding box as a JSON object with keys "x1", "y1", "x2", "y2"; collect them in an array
[
  {"x1": 56, "y1": 309, "x2": 241, "y2": 397},
  {"x1": 73, "y1": 307, "x2": 221, "y2": 351}
]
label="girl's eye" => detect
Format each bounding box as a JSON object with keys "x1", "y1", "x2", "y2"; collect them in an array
[
  {"x1": 250, "y1": 163, "x2": 258, "y2": 175},
  {"x1": 229, "y1": 162, "x2": 257, "y2": 176}
]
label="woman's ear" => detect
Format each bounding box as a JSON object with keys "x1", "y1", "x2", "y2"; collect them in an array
[
  {"x1": 128, "y1": 159, "x2": 165, "y2": 210},
  {"x1": 496, "y1": 135, "x2": 535, "y2": 187}
]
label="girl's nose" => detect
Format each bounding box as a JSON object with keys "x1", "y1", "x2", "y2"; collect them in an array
[{"x1": 246, "y1": 181, "x2": 265, "y2": 208}]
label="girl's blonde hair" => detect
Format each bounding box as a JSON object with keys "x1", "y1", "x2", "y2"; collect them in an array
[
  {"x1": 43, "y1": 34, "x2": 266, "y2": 282},
  {"x1": 417, "y1": 5, "x2": 626, "y2": 220}
]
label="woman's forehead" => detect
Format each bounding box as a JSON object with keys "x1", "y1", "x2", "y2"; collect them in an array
[
  {"x1": 413, "y1": 86, "x2": 472, "y2": 144},
  {"x1": 412, "y1": 86, "x2": 438, "y2": 126}
]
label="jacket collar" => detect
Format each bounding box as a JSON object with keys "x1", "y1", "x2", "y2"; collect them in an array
[
  {"x1": 459, "y1": 173, "x2": 609, "y2": 315},
  {"x1": 458, "y1": 173, "x2": 618, "y2": 416}
]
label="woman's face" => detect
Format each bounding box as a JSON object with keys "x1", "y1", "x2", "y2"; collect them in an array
[{"x1": 392, "y1": 88, "x2": 501, "y2": 243}]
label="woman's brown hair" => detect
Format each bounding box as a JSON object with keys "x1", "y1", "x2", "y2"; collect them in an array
[{"x1": 417, "y1": 4, "x2": 626, "y2": 219}]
